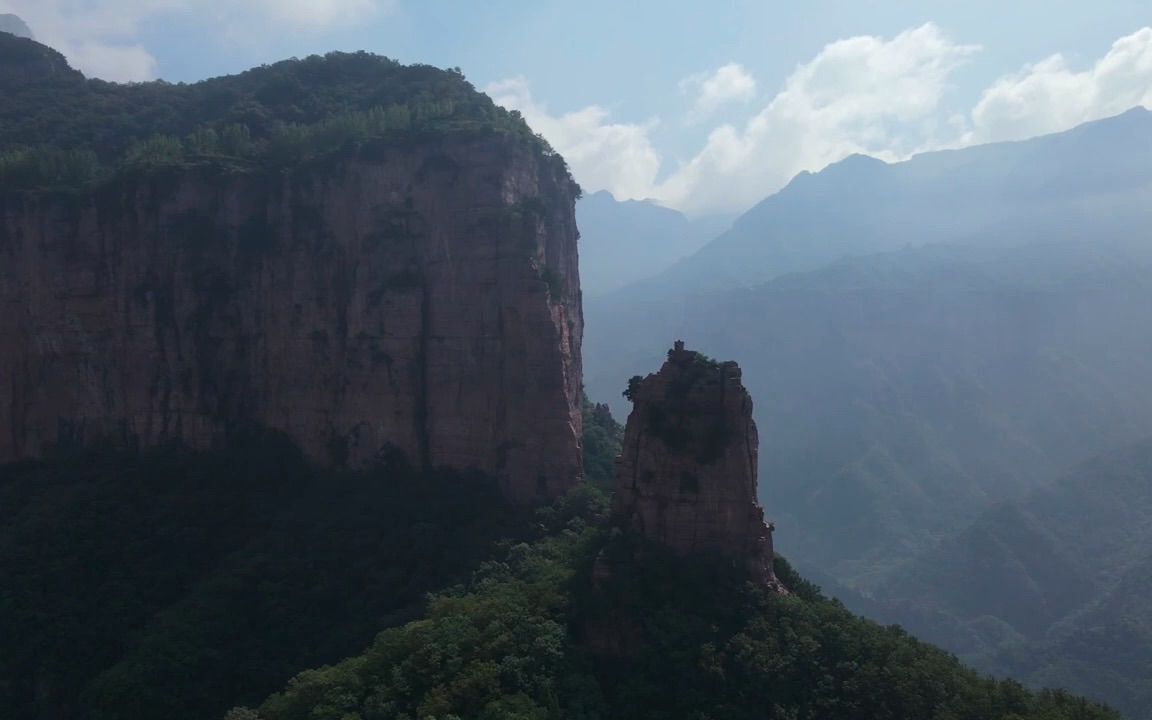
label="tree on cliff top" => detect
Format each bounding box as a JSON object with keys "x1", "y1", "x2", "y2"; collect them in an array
[
  {"x1": 581, "y1": 399, "x2": 623, "y2": 488},
  {"x1": 0, "y1": 33, "x2": 575, "y2": 191}
]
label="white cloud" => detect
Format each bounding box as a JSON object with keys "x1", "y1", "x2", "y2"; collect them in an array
[
  {"x1": 962, "y1": 27, "x2": 1152, "y2": 144},
  {"x1": 487, "y1": 77, "x2": 664, "y2": 204},
  {"x1": 65, "y1": 41, "x2": 162, "y2": 82},
  {"x1": 491, "y1": 24, "x2": 1152, "y2": 216},
  {"x1": 493, "y1": 23, "x2": 979, "y2": 215},
  {"x1": 0, "y1": 0, "x2": 395, "y2": 81},
  {"x1": 680, "y1": 62, "x2": 757, "y2": 123}
]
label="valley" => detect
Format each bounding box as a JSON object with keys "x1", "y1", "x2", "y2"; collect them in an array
[{"x1": 3, "y1": 12, "x2": 1151, "y2": 720}]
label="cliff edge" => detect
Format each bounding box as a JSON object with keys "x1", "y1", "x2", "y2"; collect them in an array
[
  {"x1": 0, "y1": 134, "x2": 584, "y2": 502},
  {"x1": 609, "y1": 341, "x2": 784, "y2": 589}
]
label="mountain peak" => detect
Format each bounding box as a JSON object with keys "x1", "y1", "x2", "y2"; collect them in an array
[{"x1": 0, "y1": 13, "x2": 33, "y2": 39}]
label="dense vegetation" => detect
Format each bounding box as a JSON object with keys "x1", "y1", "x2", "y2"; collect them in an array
[
  {"x1": 0, "y1": 33, "x2": 574, "y2": 192},
  {"x1": 0, "y1": 405, "x2": 619, "y2": 720},
  {"x1": 227, "y1": 484, "x2": 1119, "y2": 720},
  {"x1": 1, "y1": 424, "x2": 1122, "y2": 720},
  {"x1": 830, "y1": 437, "x2": 1152, "y2": 719},
  {"x1": 0, "y1": 435, "x2": 524, "y2": 720},
  {"x1": 0, "y1": 25, "x2": 1138, "y2": 720},
  {"x1": 580, "y1": 399, "x2": 623, "y2": 488}
]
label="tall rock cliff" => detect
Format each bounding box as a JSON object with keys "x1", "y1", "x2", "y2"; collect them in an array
[
  {"x1": 610, "y1": 341, "x2": 783, "y2": 589},
  {"x1": 0, "y1": 133, "x2": 584, "y2": 502}
]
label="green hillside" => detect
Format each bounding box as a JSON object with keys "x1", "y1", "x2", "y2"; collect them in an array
[
  {"x1": 868, "y1": 438, "x2": 1152, "y2": 719},
  {"x1": 225, "y1": 484, "x2": 1118, "y2": 720},
  {"x1": 0, "y1": 437, "x2": 522, "y2": 720}
]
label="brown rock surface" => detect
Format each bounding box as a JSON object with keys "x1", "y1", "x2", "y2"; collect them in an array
[
  {"x1": 0, "y1": 133, "x2": 583, "y2": 502},
  {"x1": 610, "y1": 341, "x2": 784, "y2": 589}
]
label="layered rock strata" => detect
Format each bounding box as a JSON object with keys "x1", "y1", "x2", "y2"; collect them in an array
[
  {"x1": 0, "y1": 134, "x2": 583, "y2": 502},
  {"x1": 609, "y1": 341, "x2": 784, "y2": 589}
]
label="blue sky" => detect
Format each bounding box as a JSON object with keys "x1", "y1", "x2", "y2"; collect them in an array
[{"x1": 3, "y1": 0, "x2": 1150, "y2": 214}]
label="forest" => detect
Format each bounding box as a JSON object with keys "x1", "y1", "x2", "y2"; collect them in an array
[
  {"x1": 0, "y1": 28, "x2": 1132, "y2": 720},
  {"x1": 0, "y1": 433, "x2": 1120, "y2": 720},
  {"x1": 0, "y1": 32, "x2": 571, "y2": 192},
  {"x1": 226, "y1": 481, "x2": 1118, "y2": 720}
]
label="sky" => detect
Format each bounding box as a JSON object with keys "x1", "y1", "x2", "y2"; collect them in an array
[{"x1": 2, "y1": 0, "x2": 1151, "y2": 216}]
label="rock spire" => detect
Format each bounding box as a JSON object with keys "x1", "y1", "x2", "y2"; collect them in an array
[{"x1": 609, "y1": 340, "x2": 784, "y2": 590}]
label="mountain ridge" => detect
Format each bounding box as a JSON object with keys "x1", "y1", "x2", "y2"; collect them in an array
[
  {"x1": 576, "y1": 189, "x2": 733, "y2": 295},
  {"x1": 851, "y1": 437, "x2": 1152, "y2": 719},
  {"x1": 0, "y1": 14, "x2": 32, "y2": 39},
  {"x1": 593, "y1": 104, "x2": 1152, "y2": 304}
]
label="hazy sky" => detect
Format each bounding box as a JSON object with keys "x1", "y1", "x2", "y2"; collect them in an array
[{"x1": 3, "y1": 0, "x2": 1150, "y2": 215}]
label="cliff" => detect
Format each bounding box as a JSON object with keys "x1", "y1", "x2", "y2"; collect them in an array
[
  {"x1": 609, "y1": 341, "x2": 783, "y2": 588},
  {"x1": 0, "y1": 133, "x2": 584, "y2": 502}
]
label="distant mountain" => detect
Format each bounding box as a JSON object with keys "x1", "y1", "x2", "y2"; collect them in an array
[
  {"x1": 0, "y1": 14, "x2": 33, "y2": 39},
  {"x1": 639, "y1": 106, "x2": 1152, "y2": 295},
  {"x1": 585, "y1": 107, "x2": 1152, "y2": 405},
  {"x1": 575, "y1": 190, "x2": 732, "y2": 296},
  {"x1": 883, "y1": 437, "x2": 1152, "y2": 643},
  {"x1": 582, "y1": 109, "x2": 1152, "y2": 584},
  {"x1": 855, "y1": 438, "x2": 1152, "y2": 719},
  {"x1": 575, "y1": 105, "x2": 1152, "y2": 720},
  {"x1": 700, "y1": 240, "x2": 1152, "y2": 574},
  {"x1": 587, "y1": 234, "x2": 1152, "y2": 592}
]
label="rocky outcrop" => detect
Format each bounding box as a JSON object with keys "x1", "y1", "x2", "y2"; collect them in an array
[
  {"x1": 0, "y1": 133, "x2": 584, "y2": 502},
  {"x1": 609, "y1": 341, "x2": 784, "y2": 589}
]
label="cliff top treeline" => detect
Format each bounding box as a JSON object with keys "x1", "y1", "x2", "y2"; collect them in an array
[{"x1": 0, "y1": 33, "x2": 573, "y2": 192}]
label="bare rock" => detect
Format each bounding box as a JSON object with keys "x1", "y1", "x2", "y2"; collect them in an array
[
  {"x1": 0, "y1": 134, "x2": 583, "y2": 503},
  {"x1": 609, "y1": 340, "x2": 785, "y2": 590}
]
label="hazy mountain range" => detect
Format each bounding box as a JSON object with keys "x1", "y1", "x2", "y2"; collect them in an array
[
  {"x1": 0, "y1": 14, "x2": 32, "y2": 39},
  {"x1": 823, "y1": 437, "x2": 1152, "y2": 718},
  {"x1": 585, "y1": 108, "x2": 1152, "y2": 409},
  {"x1": 578, "y1": 105, "x2": 1152, "y2": 715},
  {"x1": 575, "y1": 190, "x2": 732, "y2": 296}
]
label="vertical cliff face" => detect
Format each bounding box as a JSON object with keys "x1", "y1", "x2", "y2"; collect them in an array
[
  {"x1": 0, "y1": 133, "x2": 583, "y2": 502},
  {"x1": 610, "y1": 341, "x2": 783, "y2": 588}
]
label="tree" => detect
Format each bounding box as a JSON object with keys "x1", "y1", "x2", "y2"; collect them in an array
[{"x1": 623, "y1": 375, "x2": 643, "y2": 402}]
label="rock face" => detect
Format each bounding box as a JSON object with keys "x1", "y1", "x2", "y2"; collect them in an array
[
  {"x1": 0, "y1": 134, "x2": 584, "y2": 502},
  {"x1": 0, "y1": 14, "x2": 33, "y2": 39},
  {"x1": 610, "y1": 341, "x2": 784, "y2": 588}
]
